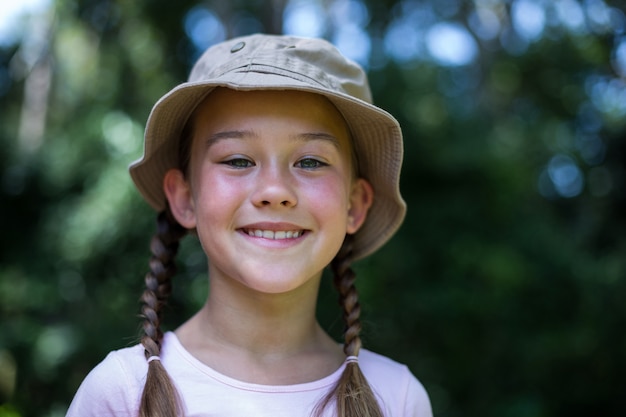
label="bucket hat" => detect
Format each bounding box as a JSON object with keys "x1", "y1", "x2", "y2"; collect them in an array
[{"x1": 130, "y1": 33, "x2": 406, "y2": 261}]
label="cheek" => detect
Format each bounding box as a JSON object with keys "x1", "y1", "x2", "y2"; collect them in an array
[
  {"x1": 302, "y1": 176, "x2": 352, "y2": 219},
  {"x1": 191, "y1": 168, "x2": 244, "y2": 219}
]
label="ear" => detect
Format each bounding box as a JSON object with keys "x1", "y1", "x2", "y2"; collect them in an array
[
  {"x1": 163, "y1": 169, "x2": 196, "y2": 229},
  {"x1": 346, "y1": 178, "x2": 374, "y2": 234}
]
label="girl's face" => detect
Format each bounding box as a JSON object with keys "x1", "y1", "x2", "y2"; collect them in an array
[{"x1": 164, "y1": 88, "x2": 372, "y2": 295}]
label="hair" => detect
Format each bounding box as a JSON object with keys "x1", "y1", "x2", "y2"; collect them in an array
[
  {"x1": 138, "y1": 208, "x2": 187, "y2": 417},
  {"x1": 313, "y1": 233, "x2": 384, "y2": 417}
]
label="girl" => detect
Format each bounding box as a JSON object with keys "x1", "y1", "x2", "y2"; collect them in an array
[{"x1": 67, "y1": 34, "x2": 432, "y2": 417}]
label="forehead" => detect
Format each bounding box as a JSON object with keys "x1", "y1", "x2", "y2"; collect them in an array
[{"x1": 190, "y1": 88, "x2": 351, "y2": 142}]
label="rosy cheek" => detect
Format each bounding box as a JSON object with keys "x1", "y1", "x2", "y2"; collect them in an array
[
  {"x1": 303, "y1": 177, "x2": 350, "y2": 211},
  {"x1": 193, "y1": 168, "x2": 243, "y2": 208}
]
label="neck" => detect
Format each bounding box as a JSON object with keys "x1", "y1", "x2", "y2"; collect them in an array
[
  {"x1": 175, "y1": 269, "x2": 344, "y2": 384},
  {"x1": 203, "y1": 274, "x2": 325, "y2": 356},
  {"x1": 176, "y1": 265, "x2": 339, "y2": 355}
]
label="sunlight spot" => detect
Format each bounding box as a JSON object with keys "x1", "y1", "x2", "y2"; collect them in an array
[
  {"x1": 0, "y1": 0, "x2": 50, "y2": 46},
  {"x1": 555, "y1": 0, "x2": 586, "y2": 34},
  {"x1": 384, "y1": 20, "x2": 423, "y2": 63},
  {"x1": 547, "y1": 154, "x2": 584, "y2": 198},
  {"x1": 426, "y1": 22, "x2": 478, "y2": 66},
  {"x1": 102, "y1": 112, "x2": 142, "y2": 158},
  {"x1": 468, "y1": 7, "x2": 501, "y2": 41},
  {"x1": 34, "y1": 326, "x2": 79, "y2": 378},
  {"x1": 612, "y1": 37, "x2": 626, "y2": 77},
  {"x1": 283, "y1": 0, "x2": 327, "y2": 38},
  {"x1": 330, "y1": 0, "x2": 369, "y2": 28},
  {"x1": 585, "y1": 0, "x2": 612, "y2": 32},
  {"x1": 333, "y1": 25, "x2": 371, "y2": 67},
  {"x1": 511, "y1": 0, "x2": 546, "y2": 42},
  {"x1": 184, "y1": 6, "x2": 225, "y2": 54},
  {"x1": 587, "y1": 76, "x2": 626, "y2": 118}
]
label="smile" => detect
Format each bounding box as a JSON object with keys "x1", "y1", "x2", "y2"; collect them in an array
[{"x1": 244, "y1": 229, "x2": 304, "y2": 239}]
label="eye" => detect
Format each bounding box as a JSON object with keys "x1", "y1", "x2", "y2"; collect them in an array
[
  {"x1": 295, "y1": 158, "x2": 327, "y2": 169},
  {"x1": 223, "y1": 158, "x2": 254, "y2": 168}
]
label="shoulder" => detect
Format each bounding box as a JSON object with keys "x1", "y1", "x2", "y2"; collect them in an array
[
  {"x1": 358, "y1": 349, "x2": 411, "y2": 380},
  {"x1": 359, "y1": 350, "x2": 433, "y2": 417},
  {"x1": 66, "y1": 343, "x2": 146, "y2": 417}
]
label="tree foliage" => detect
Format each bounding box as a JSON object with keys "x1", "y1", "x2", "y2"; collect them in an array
[{"x1": 0, "y1": 0, "x2": 625, "y2": 416}]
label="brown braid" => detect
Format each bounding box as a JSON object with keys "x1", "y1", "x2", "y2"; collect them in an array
[
  {"x1": 332, "y1": 235, "x2": 362, "y2": 358},
  {"x1": 139, "y1": 208, "x2": 187, "y2": 417},
  {"x1": 314, "y1": 235, "x2": 384, "y2": 417}
]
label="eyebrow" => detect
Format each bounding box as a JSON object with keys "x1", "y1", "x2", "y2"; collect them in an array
[
  {"x1": 204, "y1": 130, "x2": 341, "y2": 148},
  {"x1": 205, "y1": 130, "x2": 249, "y2": 147},
  {"x1": 296, "y1": 132, "x2": 341, "y2": 148}
]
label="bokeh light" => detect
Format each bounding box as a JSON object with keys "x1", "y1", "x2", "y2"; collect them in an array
[
  {"x1": 283, "y1": 0, "x2": 327, "y2": 38},
  {"x1": 426, "y1": 22, "x2": 478, "y2": 66},
  {"x1": 184, "y1": 6, "x2": 226, "y2": 57}
]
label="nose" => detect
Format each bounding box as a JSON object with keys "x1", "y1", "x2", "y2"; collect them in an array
[{"x1": 251, "y1": 164, "x2": 297, "y2": 208}]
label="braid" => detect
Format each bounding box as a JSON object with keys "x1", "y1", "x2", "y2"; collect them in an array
[
  {"x1": 139, "y1": 208, "x2": 187, "y2": 417},
  {"x1": 314, "y1": 235, "x2": 384, "y2": 417},
  {"x1": 331, "y1": 235, "x2": 362, "y2": 358}
]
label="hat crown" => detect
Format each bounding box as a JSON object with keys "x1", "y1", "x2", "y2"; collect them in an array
[{"x1": 188, "y1": 34, "x2": 373, "y2": 104}]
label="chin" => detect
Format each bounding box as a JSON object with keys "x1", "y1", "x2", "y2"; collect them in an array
[
  {"x1": 238, "y1": 269, "x2": 322, "y2": 295},
  {"x1": 244, "y1": 279, "x2": 312, "y2": 295}
]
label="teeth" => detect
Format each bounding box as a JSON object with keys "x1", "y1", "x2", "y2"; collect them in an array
[{"x1": 246, "y1": 229, "x2": 302, "y2": 239}]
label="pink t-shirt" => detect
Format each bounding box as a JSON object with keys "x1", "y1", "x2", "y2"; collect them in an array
[{"x1": 66, "y1": 332, "x2": 432, "y2": 417}]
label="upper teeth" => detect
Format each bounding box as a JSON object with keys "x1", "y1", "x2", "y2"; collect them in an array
[{"x1": 247, "y1": 230, "x2": 301, "y2": 239}]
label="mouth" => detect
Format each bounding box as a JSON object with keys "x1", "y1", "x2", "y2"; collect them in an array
[{"x1": 242, "y1": 229, "x2": 306, "y2": 240}]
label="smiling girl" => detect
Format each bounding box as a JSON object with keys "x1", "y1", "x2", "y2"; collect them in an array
[{"x1": 67, "y1": 34, "x2": 432, "y2": 417}]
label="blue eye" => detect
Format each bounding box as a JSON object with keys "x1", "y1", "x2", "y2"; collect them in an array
[
  {"x1": 296, "y1": 158, "x2": 327, "y2": 169},
  {"x1": 224, "y1": 158, "x2": 254, "y2": 168}
]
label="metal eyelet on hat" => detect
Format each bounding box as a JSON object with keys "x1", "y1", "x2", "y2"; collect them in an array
[{"x1": 230, "y1": 41, "x2": 245, "y2": 53}]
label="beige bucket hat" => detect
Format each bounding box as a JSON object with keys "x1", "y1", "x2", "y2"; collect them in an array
[{"x1": 130, "y1": 33, "x2": 406, "y2": 261}]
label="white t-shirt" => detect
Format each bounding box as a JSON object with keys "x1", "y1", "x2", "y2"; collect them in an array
[{"x1": 66, "y1": 332, "x2": 432, "y2": 417}]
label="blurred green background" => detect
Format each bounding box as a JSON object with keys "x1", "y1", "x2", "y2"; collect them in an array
[{"x1": 1, "y1": 0, "x2": 625, "y2": 416}]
